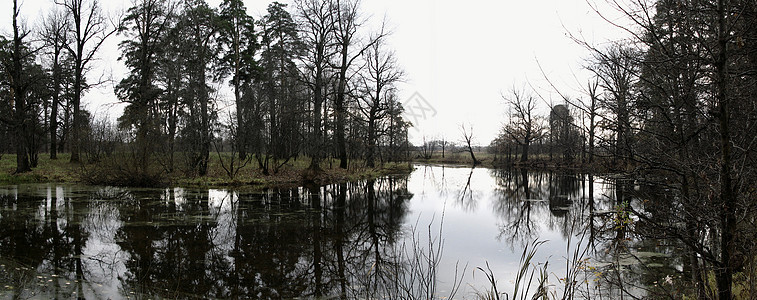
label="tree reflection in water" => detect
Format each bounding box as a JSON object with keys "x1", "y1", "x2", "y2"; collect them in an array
[
  {"x1": 0, "y1": 167, "x2": 687, "y2": 299},
  {"x1": 0, "y1": 178, "x2": 413, "y2": 299},
  {"x1": 490, "y1": 168, "x2": 684, "y2": 298}
]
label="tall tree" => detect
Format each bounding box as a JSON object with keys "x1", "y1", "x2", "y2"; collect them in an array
[
  {"x1": 588, "y1": 44, "x2": 638, "y2": 166},
  {"x1": 154, "y1": 6, "x2": 182, "y2": 172},
  {"x1": 585, "y1": 0, "x2": 757, "y2": 298},
  {"x1": 217, "y1": 0, "x2": 257, "y2": 160},
  {"x1": 714, "y1": 0, "x2": 735, "y2": 297},
  {"x1": 177, "y1": 0, "x2": 218, "y2": 176},
  {"x1": 1, "y1": 0, "x2": 35, "y2": 172},
  {"x1": 333, "y1": 0, "x2": 383, "y2": 169},
  {"x1": 257, "y1": 1, "x2": 303, "y2": 175},
  {"x1": 56, "y1": 0, "x2": 115, "y2": 163},
  {"x1": 296, "y1": 0, "x2": 336, "y2": 171},
  {"x1": 116, "y1": 0, "x2": 174, "y2": 173},
  {"x1": 40, "y1": 9, "x2": 69, "y2": 160},
  {"x1": 357, "y1": 37, "x2": 402, "y2": 167},
  {"x1": 583, "y1": 79, "x2": 599, "y2": 164}
]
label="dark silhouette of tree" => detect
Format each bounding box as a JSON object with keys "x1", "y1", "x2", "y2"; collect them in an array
[
  {"x1": 502, "y1": 87, "x2": 545, "y2": 162},
  {"x1": 578, "y1": 0, "x2": 757, "y2": 297},
  {"x1": 55, "y1": 0, "x2": 116, "y2": 163},
  {"x1": 332, "y1": 0, "x2": 384, "y2": 169},
  {"x1": 460, "y1": 124, "x2": 480, "y2": 165},
  {"x1": 256, "y1": 1, "x2": 305, "y2": 175},
  {"x1": 40, "y1": 9, "x2": 69, "y2": 160},
  {"x1": 588, "y1": 44, "x2": 638, "y2": 167},
  {"x1": 217, "y1": 0, "x2": 258, "y2": 160},
  {"x1": 116, "y1": 0, "x2": 174, "y2": 175},
  {"x1": 1, "y1": 0, "x2": 39, "y2": 173},
  {"x1": 583, "y1": 79, "x2": 600, "y2": 164},
  {"x1": 176, "y1": 0, "x2": 218, "y2": 176},
  {"x1": 357, "y1": 36, "x2": 402, "y2": 168},
  {"x1": 296, "y1": 0, "x2": 336, "y2": 171}
]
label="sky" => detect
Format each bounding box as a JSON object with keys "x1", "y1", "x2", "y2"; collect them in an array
[{"x1": 0, "y1": 0, "x2": 628, "y2": 146}]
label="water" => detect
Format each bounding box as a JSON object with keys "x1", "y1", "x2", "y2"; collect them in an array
[{"x1": 0, "y1": 165, "x2": 678, "y2": 299}]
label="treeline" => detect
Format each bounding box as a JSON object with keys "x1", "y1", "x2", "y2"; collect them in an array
[
  {"x1": 491, "y1": 0, "x2": 756, "y2": 298},
  {"x1": 0, "y1": 0, "x2": 411, "y2": 177}
]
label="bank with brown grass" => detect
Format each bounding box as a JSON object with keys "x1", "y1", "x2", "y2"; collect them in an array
[{"x1": 0, "y1": 153, "x2": 413, "y2": 188}]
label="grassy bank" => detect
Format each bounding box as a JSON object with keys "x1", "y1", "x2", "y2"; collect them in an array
[
  {"x1": 0, "y1": 153, "x2": 413, "y2": 188},
  {"x1": 1, "y1": 150, "x2": 609, "y2": 188},
  {"x1": 0, "y1": 154, "x2": 79, "y2": 184}
]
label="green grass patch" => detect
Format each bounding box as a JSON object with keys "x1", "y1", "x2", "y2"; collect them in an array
[{"x1": 0, "y1": 154, "x2": 80, "y2": 184}]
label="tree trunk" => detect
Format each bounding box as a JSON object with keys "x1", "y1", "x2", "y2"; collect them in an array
[
  {"x1": 366, "y1": 117, "x2": 377, "y2": 168},
  {"x1": 468, "y1": 146, "x2": 479, "y2": 165},
  {"x1": 11, "y1": 0, "x2": 31, "y2": 173},
  {"x1": 336, "y1": 44, "x2": 349, "y2": 169},
  {"x1": 521, "y1": 142, "x2": 529, "y2": 162},
  {"x1": 50, "y1": 48, "x2": 61, "y2": 160},
  {"x1": 715, "y1": 0, "x2": 734, "y2": 298},
  {"x1": 70, "y1": 48, "x2": 83, "y2": 163},
  {"x1": 199, "y1": 56, "x2": 210, "y2": 176},
  {"x1": 234, "y1": 69, "x2": 246, "y2": 160},
  {"x1": 309, "y1": 56, "x2": 325, "y2": 171}
]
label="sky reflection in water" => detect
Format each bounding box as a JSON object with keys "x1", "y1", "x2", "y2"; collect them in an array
[{"x1": 0, "y1": 165, "x2": 673, "y2": 299}]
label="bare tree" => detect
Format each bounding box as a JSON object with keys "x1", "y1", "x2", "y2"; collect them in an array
[
  {"x1": 40, "y1": 9, "x2": 69, "y2": 160},
  {"x1": 460, "y1": 124, "x2": 480, "y2": 165},
  {"x1": 502, "y1": 87, "x2": 545, "y2": 162},
  {"x1": 56, "y1": 0, "x2": 117, "y2": 163},
  {"x1": 357, "y1": 35, "x2": 402, "y2": 168},
  {"x1": 588, "y1": 43, "x2": 638, "y2": 166},
  {"x1": 214, "y1": 112, "x2": 252, "y2": 180},
  {"x1": 438, "y1": 136, "x2": 449, "y2": 159},
  {"x1": 583, "y1": 79, "x2": 600, "y2": 164},
  {"x1": 420, "y1": 136, "x2": 435, "y2": 160},
  {"x1": 714, "y1": 0, "x2": 735, "y2": 296},
  {"x1": 295, "y1": 0, "x2": 336, "y2": 171},
  {"x1": 579, "y1": 1, "x2": 757, "y2": 298},
  {"x1": 333, "y1": 0, "x2": 384, "y2": 169}
]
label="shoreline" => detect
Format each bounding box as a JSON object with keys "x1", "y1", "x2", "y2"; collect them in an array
[
  {"x1": 0, "y1": 153, "x2": 415, "y2": 189},
  {"x1": 1, "y1": 152, "x2": 621, "y2": 189}
]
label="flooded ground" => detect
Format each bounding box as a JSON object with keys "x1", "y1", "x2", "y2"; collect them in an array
[{"x1": 0, "y1": 165, "x2": 680, "y2": 299}]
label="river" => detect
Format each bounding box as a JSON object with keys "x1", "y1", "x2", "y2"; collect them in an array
[{"x1": 0, "y1": 165, "x2": 679, "y2": 299}]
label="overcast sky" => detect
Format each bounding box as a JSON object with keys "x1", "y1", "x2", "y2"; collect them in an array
[{"x1": 1, "y1": 0, "x2": 628, "y2": 146}]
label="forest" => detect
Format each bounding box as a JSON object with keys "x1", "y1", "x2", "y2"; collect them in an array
[
  {"x1": 2, "y1": 0, "x2": 757, "y2": 298},
  {"x1": 0, "y1": 0, "x2": 410, "y2": 184},
  {"x1": 486, "y1": 0, "x2": 757, "y2": 298}
]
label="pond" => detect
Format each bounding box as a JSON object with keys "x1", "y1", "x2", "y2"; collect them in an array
[{"x1": 0, "y1": 165, "x2": 680, "y2": 299}]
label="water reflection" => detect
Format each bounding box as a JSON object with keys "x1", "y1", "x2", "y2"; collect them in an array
[
  {"x1": 0, "y1": 167, "x2": 683, "y2": 299},
  {"x1": 490, "y1": 169, "x2": 609, "y2": 248},
  {"x1": 0, "y1": 178, "x2": 412, "y2": 299}
]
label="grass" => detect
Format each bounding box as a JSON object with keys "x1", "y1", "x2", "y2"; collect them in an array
[
  {"x1": 0, "y1": 153, "x2": 79, "y2": 184},
  {"x1": 0, "y1": 152, "x2": 413, "y2": 188}
]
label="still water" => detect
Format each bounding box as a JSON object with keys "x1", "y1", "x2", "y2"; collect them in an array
[{"x1": 0, "y1": 165, "x2": 678, "y2": 299}]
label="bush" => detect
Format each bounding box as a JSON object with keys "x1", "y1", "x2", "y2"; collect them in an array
[{"x1": 80, "y1": 151, "x2": 165, "y2": 187}]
